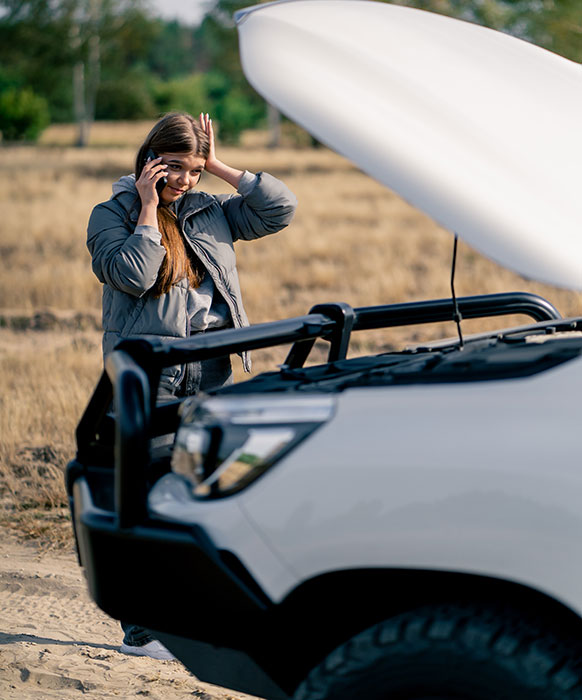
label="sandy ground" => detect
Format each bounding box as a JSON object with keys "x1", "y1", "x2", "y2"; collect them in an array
[{"x1": 0, "y1": 527, "x2": 261, "y2": 699}]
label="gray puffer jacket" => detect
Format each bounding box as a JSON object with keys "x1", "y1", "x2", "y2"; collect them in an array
[{"x1": 87, "y1": 170, "x2": 297, "y2": 379}]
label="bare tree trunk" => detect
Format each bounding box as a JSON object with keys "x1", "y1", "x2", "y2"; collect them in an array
[
  {"x1": 84, "y1": 0, "x2": 101, "y2": 143},
  {"x1": 267, "y1": 102, "x2": 281, "y2": 149},
  {"x1": 71, "y1": 0, "x2": 101, "y2": 148},
  {"x1": 71, "y1": 20, "x2": 89, "y2": 147}
]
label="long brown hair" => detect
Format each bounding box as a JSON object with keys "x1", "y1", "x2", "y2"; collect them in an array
[{"x1": 135, "y1": 113, "x2": 210, "y2": 298}]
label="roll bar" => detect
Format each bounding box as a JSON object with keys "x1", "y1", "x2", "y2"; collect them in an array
[{"x1": 74, "y1": 291, "x2": 562, "y2": 527}]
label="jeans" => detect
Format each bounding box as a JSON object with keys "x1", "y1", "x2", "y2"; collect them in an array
[
  {"x1": 121, "y1": 352, "x2": 233, "y2": 648},
  {"x1": 158, "y1": 353, "x2": 233, "y2": 399}
]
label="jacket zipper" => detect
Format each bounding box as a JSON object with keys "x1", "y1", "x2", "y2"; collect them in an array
[
  {"x1": 178, "y1": 209, "x2": 251, "y2": 372},
  {"x1": 181, "y1": 230, "x2": 245, "y2": 330}
]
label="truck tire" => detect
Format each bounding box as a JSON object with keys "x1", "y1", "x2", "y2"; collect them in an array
[{"x1": 294, "y1": 604, "x2": 582, "y2": 700}]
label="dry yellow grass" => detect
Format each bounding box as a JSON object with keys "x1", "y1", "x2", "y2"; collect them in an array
[
  {"x1": 39, "y1": 120, "x2": 158, "y2": 148},
  {"x1": 1, "y1": 121, "x2": 581, "y2": 544}
]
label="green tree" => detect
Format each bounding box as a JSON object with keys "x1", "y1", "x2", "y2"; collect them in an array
[
  {"x1": 0, "y1": 86, "x2": 49, "y2": 141},
  {"x1": 0, "y1": 0, "x2": 76, "y2": 123},
  {"x1": 152, "y1": 74, "x2": 209, "y2": 116},
  {"x1": 193, "y1": 0, "x2": 268, "y2": 141},
  {"x1": 144, "y1": 19, "x2": 202, "y2": 80},
  {"x1": 0, "y1": 0, "x2": 158, "y2": 143}
]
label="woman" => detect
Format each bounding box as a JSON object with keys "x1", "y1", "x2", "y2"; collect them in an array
[
  {"x1": 88, "y1": 111, "x2": 297, "y2": 398},
  {"x1": 87, "y1": 112, "x2": 297, "y2": 659}
]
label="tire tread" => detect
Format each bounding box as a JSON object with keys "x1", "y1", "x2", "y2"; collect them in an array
[{"x1": 293, "y1": 604, "x2": 582, "y2": 700}]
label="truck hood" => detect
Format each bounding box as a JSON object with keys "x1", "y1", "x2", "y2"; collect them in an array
[{"x1": 235, "y1": 0, "x2": 582, "y2": 290}]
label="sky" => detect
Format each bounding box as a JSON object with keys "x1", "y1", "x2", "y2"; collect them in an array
[{"x1": 147, "y1": 0, "x2": 216, "y2": 26}]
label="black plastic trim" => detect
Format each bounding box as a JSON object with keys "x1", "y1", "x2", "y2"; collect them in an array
[
  {"x1": 106, "y1": 349, "x2": 151, "y2": 528},
  {"x1": 151, "y1": 633, "x2": 291, "y2": 699},
  {"x1": 352, "y1": 291, "x2": 561, "y2": 330},
  {"x1": 73, "y1": 476, "x2": 269, "y2": 631},
  {"x1": 72, "y1": 476, "x2": 290, "y2": 697},
  {"x1": 284, "y1": 302, "x2": 355, "y2": 368}
]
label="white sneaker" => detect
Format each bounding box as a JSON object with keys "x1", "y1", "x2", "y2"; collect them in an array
[{"x1": 119, "y1": 639, "x2": 176, "y2": 661}]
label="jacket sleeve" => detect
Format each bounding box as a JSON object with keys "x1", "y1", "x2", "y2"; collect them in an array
[
  {"x1": 87, "y1": 199, "x2": 166, "y2": 297},
  {"x1": 217, "y1": 171, "x2": 298, "y2": 242}
]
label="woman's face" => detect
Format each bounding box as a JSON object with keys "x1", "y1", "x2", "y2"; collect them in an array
[{"x1": 158, "y1": 152, "x2": 206, "y2": 204}]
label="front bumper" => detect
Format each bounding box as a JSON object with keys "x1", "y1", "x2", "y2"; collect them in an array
[{"x1": 70, "y1": 469, "x2": 290, "y2": 699}]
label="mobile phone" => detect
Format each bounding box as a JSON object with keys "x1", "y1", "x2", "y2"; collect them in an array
[{"x1": 145, "y1": 148, "x2": 168, "y2": 195}]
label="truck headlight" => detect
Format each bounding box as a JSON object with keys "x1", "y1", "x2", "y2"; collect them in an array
[{"x1": 171, "y1": 395, "x2": 335, "y2": 498}]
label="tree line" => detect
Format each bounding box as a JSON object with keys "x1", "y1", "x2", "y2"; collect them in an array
[
  {"x1": 1, "y1": 0, "x2": 581, "y2": 145},
  {"x1": 0, "y1": 0, "x2": 260, "y2": 144}
]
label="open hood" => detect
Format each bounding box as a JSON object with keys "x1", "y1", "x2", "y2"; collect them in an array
[{"x1": 235, "y1": 0, "x2": 582, "y2": 290}]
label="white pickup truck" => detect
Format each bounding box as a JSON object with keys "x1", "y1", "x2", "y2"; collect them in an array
[{"x1": 67, "y1": 2, "x2": 582, "y2": 698}]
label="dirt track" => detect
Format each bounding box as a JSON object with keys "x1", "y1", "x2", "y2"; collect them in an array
[{"x1": 0, "y1": 527, "x2": 260, "y2": 699}]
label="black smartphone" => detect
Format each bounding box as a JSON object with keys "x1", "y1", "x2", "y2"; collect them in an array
[{"x1": 145, "y1": 148, "x2": 167, "y2": 195}]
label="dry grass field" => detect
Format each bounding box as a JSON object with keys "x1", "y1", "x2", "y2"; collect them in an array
[{"x1": 1, "y1": 120, "x2": 581, "y2": 547}]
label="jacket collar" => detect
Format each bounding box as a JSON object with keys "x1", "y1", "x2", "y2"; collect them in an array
[{"x1": 175, "y1": 190, "x2": 215, "y2": 219}]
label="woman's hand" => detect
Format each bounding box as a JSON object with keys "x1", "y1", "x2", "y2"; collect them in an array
[
  {"x1": 136, "y1": 156, "x2": 167, "y2": 208},
  {"x1": 199, "y1": 112, "x2": 244, "y2": 190},
  {"x1": 136, "y1": 156, "x2": 167, "y2": 228},
  {"x1": 199, "y1": 112, "x2": 218, "y2": 171}
]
